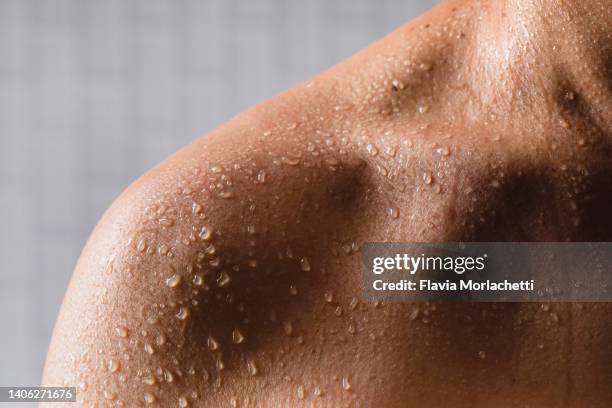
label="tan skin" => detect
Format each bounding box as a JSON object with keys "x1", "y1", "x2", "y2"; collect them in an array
[{"x1": 43, "y1": 0, "x2": 612, "y2": 406}]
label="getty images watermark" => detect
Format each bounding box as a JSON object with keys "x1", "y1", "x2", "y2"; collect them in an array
[{"x1": 361, "y1": 243, "x2": 612, "y2": 302}]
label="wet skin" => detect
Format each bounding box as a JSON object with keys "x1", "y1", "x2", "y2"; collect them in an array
[{"x1": 43, "y1": 0, "x2": 612, "y2": 406}]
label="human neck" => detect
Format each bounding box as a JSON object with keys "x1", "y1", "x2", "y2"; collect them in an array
[{"x1": 468, "y1": 0, "x2": 611, "y2": 130}]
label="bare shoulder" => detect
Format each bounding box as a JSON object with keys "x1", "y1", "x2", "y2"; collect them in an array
[
  {"x1": 41, "y1": 76, "x2": 376, "y2": 405},
  {"x1": 42, "y1": 13, "x2": 462, "y2": 400}
]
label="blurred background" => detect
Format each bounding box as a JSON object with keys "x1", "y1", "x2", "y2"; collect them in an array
[{"x1": 0, "y1": 0, "x2": 438, "y2": 390}]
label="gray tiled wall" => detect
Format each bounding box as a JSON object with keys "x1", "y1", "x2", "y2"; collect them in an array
[{"x1": 0, "y1": 0, "x2": 438, "y2": 388}]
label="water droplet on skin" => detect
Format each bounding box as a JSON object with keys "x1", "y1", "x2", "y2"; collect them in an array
[
  {"x1": 537, "y1": 343, "x2": 545, "y2": 350},
  {"x1": 216, "y1": 358, "x2": 225, "y2": 371},
  {"x1": 144, "y1": 342, "x2": 155, "y2": 355},
  {"x1": 409, "y1": 307, "x2": 420, "y2": 321},
  {"x1": 217, "y1": 271, "x2": 231, "y2": 287},
  {"x1": 158, "y1": 244, "x2": 170, "y2": 256},
  {"x1": 159, "y1": 218, "x2": 174, "y2": 227},
  {"x1": 257, "y1": 170, "x2": 267, "y2": 183},
  {"x1": 478, "y1": 350, "x2": 487, "y2": 359},
  {"x1": 423, "y1": 172, "x2": 433, "y2": 185},
  {"x1": 297, "y1": 385, "x2": 305, "y2": 399},
  {"x1": 281, "y1": 155, "x2": 301, "y2": 166},
  {"x1": 324, "y1": 292, "x2": 334, "y2": 303},
  {"x1": 199, "y1": 226, "x2": 213, "y2": 240},
  {"x1": 137, "y1": 239, "x2": 147, "y2": 252},
  {"x1": 142, "y1": 376, "x2": 156, "y2": 385},
  {"x1": 419, "y1": 61, "x2": 432, "y2": 71},
  {"x1": 176, "y1": 306, "x2": 190, "y2": 321},
  {"x1": 164, "y1": 369, "x2": 174, "y2": 383},
  {"x1": 388, "y1": 206, "x2": 399, "y2": 219},
  {"x1": 342, "y1": 377, "x2": 351, "y2": 391},
  {"x1": 349, "y1": 297, "x2": 359, "y2": 310},
  {"x1": 108, "y1": 358, "x2": 120, "y2": 373},
  {"x1": 115, "y1": 326, "x2": 128, "y2": 338},
  {"x1": 334, "y1": 306, "x2": 343, "y2": 316},
  {"x1": 208, "y1": 336, "x2": 220, "y2": 351},
  {"x1": 366, "y1": 144, "x2": 379, "y2": 156},
  {"x1": 232, "y1": 328, "x2": 245, "y2": 344},
  {"x1": 193, "y1": 274, "x2": 204, "y2": 286},
  {"x1": 348, "y1": 324, "x2": 356, "y2": 334},
  {"x1": 166, "y1": 274, "x2": 182, "y2": 288},
  {"x1": 491, "y1": 179, "x2": 501, "y2": 188},
  {"x1": 247, "y1": 359, "x2": 258, "y2": 376},
  {"x1": 391, "y1": 78, "x2": 404, "y2": 90},
  {"x1": 156, "y1": 333, "x2": 166, "y2": 346},
  {"x1": 247, "y1": 225, "x2": 256, "y2": 235},
  {"x1": 289, "y1": 285, "x2": 298, "y2": 296},
  {"x1": 436, "y1": 146, "x2": 450, "y2": 156},
  {"x1": 192, "y1": 202, "x2": 202, "y2": 215},
  {"x1": 377, "y1": 164, "x2": 389, "y2": 177},
  {"x1": 144, "y1": 392, "x2": 156, "y2": 404},
  {"x1": 179, "y1": 396, "x2": 189, "y2": 407},
  {"x1": 314, "y1": 387, "x2": 322, "y2": 397},
  {"x1": 104, "y1": 390, "x2": 117, "y2": 400},
  {"x1": 300, "y1": 258, "x2": 311, "y2": 272},
  {"x1": 417, "y1": 102, "x2": 430, "y2": 113}
]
